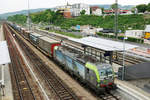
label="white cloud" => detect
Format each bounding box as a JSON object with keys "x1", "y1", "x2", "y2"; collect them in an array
[{"x1": 0, "y1": 0, "x2": 150, "y2": 14}]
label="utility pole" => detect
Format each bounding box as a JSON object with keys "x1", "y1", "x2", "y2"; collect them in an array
[
  {"x1": 27, "y1": 0, "x2": 31, "y2": 31},
  {"x1": 114, "y1": 0, "x2": 118, "y2": 40}
]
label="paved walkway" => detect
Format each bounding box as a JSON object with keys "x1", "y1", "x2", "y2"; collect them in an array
[
  {"x1": 0, "y1": 26, "x2": 14, "y2": 100},
  {"x1": 115, "y1": 79, "x2": 150, "y2": 100}
]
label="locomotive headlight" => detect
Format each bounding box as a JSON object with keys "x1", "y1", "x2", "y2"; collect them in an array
[{"x1": 108, "y1": 75, "x2": 113, "y2": 79}]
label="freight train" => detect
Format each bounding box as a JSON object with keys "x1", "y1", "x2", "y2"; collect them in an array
[{"x1": 8, "y1": 23, "x2": 116, "y2": 92}]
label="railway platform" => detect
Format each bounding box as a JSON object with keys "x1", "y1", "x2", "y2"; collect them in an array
[
  {"x1": 115, "y1": 79, "x2": 150, "y2": 100},
  {"x1": 0, "y1": 26, "x2": 14, "y2": 100},
  {"x1": 112, "y1": 62, "x2": 150, "y2": 100}
]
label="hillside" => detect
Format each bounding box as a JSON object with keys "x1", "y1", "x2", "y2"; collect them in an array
[
  {"x1": 0, "y1": 8, "x2": 48, "y2": 19},
  {"x1": 7, "y1": 8, "x2": 150, "y2": 32},
  {"x1": 0, "y1": 4, "x2": 135, "y2": 19},
  {"x1": 58, "y1": 14, "x2": 149, "y2": 31}
]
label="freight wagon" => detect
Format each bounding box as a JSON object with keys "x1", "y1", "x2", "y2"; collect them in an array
[
  {"x1": 23, "y1": 31, "x2": 33, "y2": 39},
  {"x1": 38, "y1": 36, "x2": 61, "y2": 57},
  {"x1": 29, "y1": 33, "x2": 42, "y2": 45}
]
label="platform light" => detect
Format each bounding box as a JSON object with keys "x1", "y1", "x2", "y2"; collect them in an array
[{"x1": 122, "y1": 33, "x2": 128, "y2": 80}]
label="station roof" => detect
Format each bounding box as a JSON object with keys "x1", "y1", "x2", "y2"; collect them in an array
[
  {"x1": 0, "y1": 41, "x2": 11, "y2": 65},
  {"x1": 69, "y1": 37, "x2": 138, "y2": 51}
]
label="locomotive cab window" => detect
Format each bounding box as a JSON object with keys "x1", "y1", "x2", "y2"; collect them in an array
[
  {"x1": 107, "y1": 68, "x2": 113, "y2": 75},
  {"x1": 87, "y1": 68, "x2": 89, "y2": 74},
  {"x1": 99, "y1": 69, "x2": 106, "y2": 76}
]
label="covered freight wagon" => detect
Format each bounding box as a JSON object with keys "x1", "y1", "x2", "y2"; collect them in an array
[
  {"x1": 29, "y1": 33, "x2": 42, "y2": 45},
  {"x1": 38, "y1": 36, "x2": 60, "y2": 57},
  {"x1": 23, "y1": 30, "x2": 33, "y2": 39}
]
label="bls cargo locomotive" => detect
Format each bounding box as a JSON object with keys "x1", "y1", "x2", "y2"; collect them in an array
[{"x1": 8, "y1": 23, "x2": 116, "y2": 92}]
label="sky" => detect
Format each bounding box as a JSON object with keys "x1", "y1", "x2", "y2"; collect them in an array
[{"x1": 0, "y1": 0, "x2": 150, "y2": 14}]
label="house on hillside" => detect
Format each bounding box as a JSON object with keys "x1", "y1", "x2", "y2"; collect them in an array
[
  {"x1": 54, "y1": 3, "x2": 90, "y2": 17},
  {"x1": 125, "y1": 30, "x2": 144, "y2": 38},
  {"x1": 54, "y1": 3, "x2": 72, "y2": 18},
  {"x1": 71, "y1": 3, "x2": 90, "y2": 17},
  {"x1": 90, "y1": 6, "x2": 102, "y2": 16}
]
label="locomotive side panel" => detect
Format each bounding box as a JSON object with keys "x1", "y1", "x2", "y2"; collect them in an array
[
  {"x1": 74, "y1": 61, "x2": 86, "y2": 79},
  {"x1": 55, "y1": 49, "x2": 66, "y2": 65},
  {"x1": 65, "y1": 55, "x2": 74, "y2": 70}
]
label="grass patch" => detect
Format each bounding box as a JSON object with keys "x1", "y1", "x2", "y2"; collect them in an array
[{"x1": 40, "y1": 28, "x2": 82, "y2": 38}]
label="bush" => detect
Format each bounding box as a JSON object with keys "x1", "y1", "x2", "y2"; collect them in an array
[
  {"x1": 97, "y1": 32, "x2": 144, "y2": 43},
  {"x1": 48, "y1": 30, "x2": 82, "y2": 38},
  {"x1": 127, "y1": 37, "x2": 144, "y2": 43}
]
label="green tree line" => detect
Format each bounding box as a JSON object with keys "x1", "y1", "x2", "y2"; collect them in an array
[
  {"x1": 7, "y1": 9, "x2": 150, "y2": 31},
  {"x1": 136, "y1": 3, "x2": 150, "y2": 13}
]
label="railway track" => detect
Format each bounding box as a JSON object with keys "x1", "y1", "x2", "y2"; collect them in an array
[
  {"x1": 7, "y1": 24, "x2": 78, "y2": 100},
  {"x1": 4, "y1": 24, "x2": 36, "y2": 100},
  {"x1": 116, "y1": 53, "x2": 144, "y2": 64},
  {"x1": 7, "y1": 24, "x2": 141, "y2": 100},
  {"x1": 99, "y1": 91, "x2": 120, "y2": 100},
  {"x1": 22, "y1": 27, "x2": 121, "y2": 100},
  {"x1": 35, "y1": 29, "x2": 147, "y2": 66}
]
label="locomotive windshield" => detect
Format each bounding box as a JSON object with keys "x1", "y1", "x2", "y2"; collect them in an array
[
  {"x1": 99, "y1": 68, "x2": 113, "y2": 76},
  {"x1": 107, "y1": 68, "x2": 113, "y2": 75}
]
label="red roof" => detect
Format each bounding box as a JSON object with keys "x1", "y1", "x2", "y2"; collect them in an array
[
  {"x1": 91, "y1": 6, "x2": 100, "y2": 11},
  {"x1": 104, "y1": 10, "x2": 114, "y2": 13},
  {"x1": 104, "y1": 9, "x2": 130, "y2": 13}
]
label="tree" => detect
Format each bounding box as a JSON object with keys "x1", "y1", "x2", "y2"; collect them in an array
[
  {"x1": 136, "y1": 4, "x2": 147, "y2": 13},
  {"x1": 7, "y1": 14, "x2": 27, "y2": 24},
  {"x1": 147, "y1": 3, "x2": 150, "y2": 12},
  {"x1": 131, "y1": 7, "x2": 138, "y2": 14},
  {"x1": 101, "y1": 7, "x2": 104, "y2": 14},
  {"x1": 80, "y1": 10, "x2": 86, "y2": 15},
  {"x1": 111, "y1": 3, "x2": 117, "y2": 10},
  {"x1": 90, "y1": 8, "x2": 92, "y2": 14}
]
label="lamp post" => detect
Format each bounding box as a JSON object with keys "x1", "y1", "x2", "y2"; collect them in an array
[
  {"x1": 122, "y1": 28, "x2": 127, "y2": 80},
  {"x1": 115, "y1": 0, "x2": 118, "y2": 39},
  {"x1": 27, "y1": 0, "x2": 31, "y2": 31}
]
